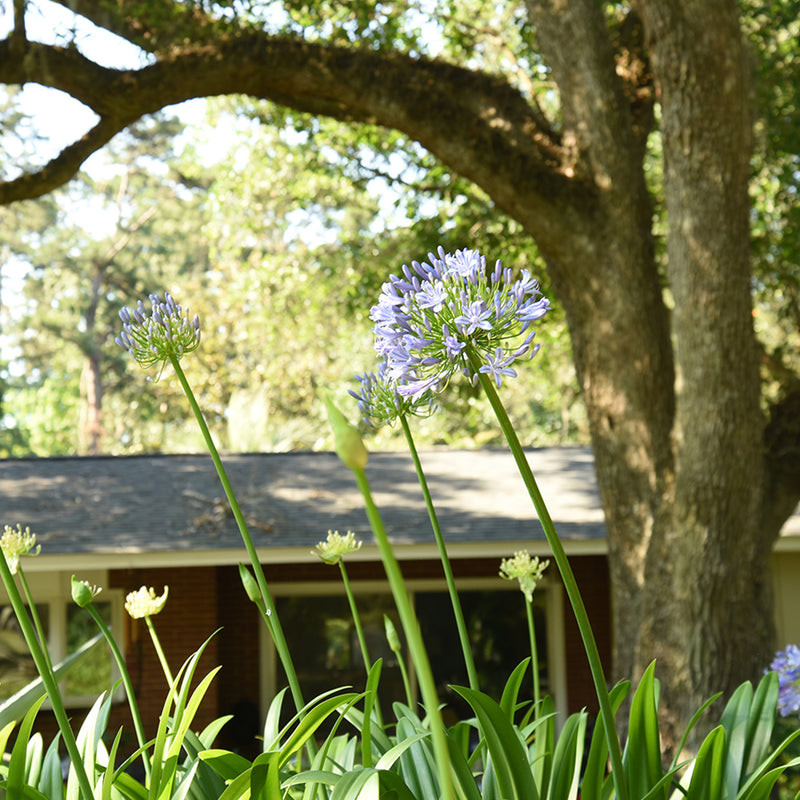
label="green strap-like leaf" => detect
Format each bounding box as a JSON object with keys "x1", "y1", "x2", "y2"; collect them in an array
[{"x1": 452, "y1": 685, "x2": 538, "y2": 800}]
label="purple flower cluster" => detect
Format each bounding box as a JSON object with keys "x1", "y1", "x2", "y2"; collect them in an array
[
  {"x1": 768, "y1": 645, "x2": 800, "y2": 716},
  {"x1": 349, "y1": 362, "x2": 438, "y2": 428},
  {"x1": 369, "y1": 247, "x2": 550, "y2": 400},
  {"x1": 116, "y1": 293, "x2": 201, "y2": 371}
]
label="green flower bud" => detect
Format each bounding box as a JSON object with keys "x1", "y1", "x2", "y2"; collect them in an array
[
  {"x1": 324, "y1": 393, "x2": 368, "y2": 471},
  {"x1": 71, "y1": 575, "x2": 102, "y2": 607},
  {"x1": 238, "y1": 563, "x2": 261, "y2": 604},
  {"x1": 384, "y1": 615, "x2": 402, "y2": 654}
]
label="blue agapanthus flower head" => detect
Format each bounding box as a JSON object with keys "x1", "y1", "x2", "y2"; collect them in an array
[
  {"x1": 369, "y1": 247, "x2": 550, "y2": 399},
  {"x1": 116, "y1": 293, "x2": 201, "y2": 371},
  {"x1": 768, "y1": 644, "x2": 800, "y2": 716}
]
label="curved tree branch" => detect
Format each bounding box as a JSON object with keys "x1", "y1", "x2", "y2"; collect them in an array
[{"x1": 0, "y1": 29, "x2": 586, "y2": 240}]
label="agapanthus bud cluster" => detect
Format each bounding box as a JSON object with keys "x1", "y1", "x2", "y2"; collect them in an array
[
  {"x1": 768, "y1": 645, "x2": 800, "y2": 716},
  {"x1": 349, "y1": 361, "x2": 437, "y2": 428},
  {"x1": 370, "y1": 247, "x2": 550, "y2": 400},
  {"x1": 125, "y1": 585, "x2": 169, "y2": 619},
  {"x1": 312, "y1": 530, "x2": 363, "y2": 565},
  {"x1": 1, "y1": 524, "x2": 40, "y2": 575},
  {"x1": 116, "y1": 293, "x2": 200, "y2": 370},
  {"x1": 499, "y1": 550, "x2": 550, "y2": 603}
]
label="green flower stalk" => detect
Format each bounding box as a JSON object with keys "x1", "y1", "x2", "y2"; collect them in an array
[
  {"x1": 117, "y1": 294, "x2": 305, "y2": 716},
  {"x1": 0, "y1": 533, "x2": 96, "y2": 800},
  {"x1": 312, "y1": 531, "x2": 373, "y2": 669},
  {"x1": 368, "y1": 247, "x2": 627, "y2": 800},
  {"x1": 125, "y1": 585, "x2": 174, "y2": 687},
  {"x1": 350, "y1": 368, "x2": 480, "y2": 692},
  {"x1": 326, "y1": 397, "x2": 455, "y2": 800},
  {"x1": 500, "y1": 551, "x2": 549, "y2": 712},
  {"x1": 72, "y1": 576, "x2": 152, "y2": 782},
  {"x1": 384, "y1": 615, "x2": 413, "y2": 707}
]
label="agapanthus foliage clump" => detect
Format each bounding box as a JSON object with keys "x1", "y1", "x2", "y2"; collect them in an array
[
  {"x1": 370, "y1": 247, "x2": 550, "y2": 399},
  {"x1": 768, "y1": 644, "x2": 800, "y2": 716},
  {"x1": 116, "y1": 293, "x2": 200, "y2": 371}
]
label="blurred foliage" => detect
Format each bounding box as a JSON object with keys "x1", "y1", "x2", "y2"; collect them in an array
[{"x1": 0, "y1": 0, "x2": 797, "y2": 455}]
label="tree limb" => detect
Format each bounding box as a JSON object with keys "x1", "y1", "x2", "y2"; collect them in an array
[{"x1": 0, "y1": 29, "x2": 585, "y2": 241}]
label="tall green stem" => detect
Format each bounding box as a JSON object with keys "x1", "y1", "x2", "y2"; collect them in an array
[
  {"x1": 169, "y1": 356, "x2": 305, "y2": 715},
  {"x1": 399, "y1": 413, "x2": 480, "y2": 692},
  {"x1": 145, "y1": 616, "x2": 175, "y2": 687},
  {"x1": 524, "y1": 600, "x2": 541, "y2": 715},
  {"x1": 0, "y1": 559, "x2": 96, "y2": 800},
  {"x1": 18, "y1": 570, "x2": 53, "y2": 672},
  {"x1": 85, "y1": 602, "x2": 152, "y2": 782},
  {"x1": 472, "y1": 364, "x2": 627, "y2": 800},
  {"x1": 352, "y1": 467, "x2": 455, "y2": 800},
  {"x1": 338, "y1": 561, "x2": 372, "y2": 670}
]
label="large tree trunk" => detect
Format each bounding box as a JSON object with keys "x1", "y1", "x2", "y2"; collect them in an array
[
  {"x1": 524, "y1": 0, "x2": 676, "y2": 702},
  {"x1": 633, "y1": 0, "x2": 773, "y2": 747}
]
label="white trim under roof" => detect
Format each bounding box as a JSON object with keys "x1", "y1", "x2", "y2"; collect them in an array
[{"x1": 20, "y1": 538, "x2": 610, "y2": 572}]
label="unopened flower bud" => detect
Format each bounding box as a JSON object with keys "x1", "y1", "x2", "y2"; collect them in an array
[
  {"x1": 325, "y1": 394, "x2": 368, "y2": 471},
  {"x1": 71, "y1": 575, "x2": 102, "y2": 607},
  {"x1": 384, "y1": 615, "x2": 402, "y2": 654},
  {"x1": 238, "y1": 563, "x2": 261, "y2": 604}
]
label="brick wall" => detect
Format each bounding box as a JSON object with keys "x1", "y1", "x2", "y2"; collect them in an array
[{"x1": 106, "y1": 565, "x2": 221, "y2": 746}]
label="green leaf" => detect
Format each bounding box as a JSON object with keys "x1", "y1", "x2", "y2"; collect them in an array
[
  {"x1": 361, "y1": 658, "x2": 383, "y2": 767},
  {"x1": 719, "y1": 679, "x2": 754, "y2": 800},
  {"x1": 0, "y1": 633, "x2": 104, "y2": 729},
  {"x1": 742, "y1": 672, "x2": 778, "y2": 777},
  {"x1": 444, "y1": 728, "x2": 482, "y2": 800},
  {"x1": 261, "y1": 688, "x2": 288, "y2": 751},
  {"x1": 686, "y1": 725, "x2": 726, "y2": 800},
  {"x1": 199, "y1": 749, "x2": 253, "y2": 782},
  {"x1": 548, "y1": 710, "x2": 587, "y2": 800},
  {"x1": 624, "y1": 661, "x2": 665, "y2": 800},
  {"x1": 530, "y1": 693, "x2": 555, "y2": 797},
  {"x1": 396, "y1": 716, "x2": 438, "y2": 799},
  {"x1": 39, "y1": 733, "x2": 64, "y2": 800},
  {"x1": 500, "y1": 658, "x2": 531, "y2": 721},
  {"x1": 6, "y1": 695, "x2": 47, "y2": 800},
  {"x1": 452, "y1": 685, "x2": 538, "y2": 800},
  {"x1": 580, "y1": 680, "x2": 630, "y2": 800}
]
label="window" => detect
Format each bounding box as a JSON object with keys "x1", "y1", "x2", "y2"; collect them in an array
[
  {"x1": 263, "y1": 576, "x2": 566, "y2": 724},
  {"x1": 273, "y1": 592, "x2": 407, "y2": 724},
  {"x1": 0, "y1": 571, "x2": 123, "y2": 707}
]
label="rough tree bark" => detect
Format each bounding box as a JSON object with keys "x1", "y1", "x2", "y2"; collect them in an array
[{"x1": 2, "y1": 0, "x2": 799, "y2": 746}]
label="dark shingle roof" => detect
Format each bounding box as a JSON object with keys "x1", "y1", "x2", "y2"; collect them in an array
[{"x1": 0, "y1": 448, "x2": 605, "y2": 559}]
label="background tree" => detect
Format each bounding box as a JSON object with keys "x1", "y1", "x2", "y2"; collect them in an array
[{"x1": 0, "y1": 0, "x2": 798, "y2": 746}]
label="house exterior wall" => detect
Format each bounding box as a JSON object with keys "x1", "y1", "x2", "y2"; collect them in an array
[
  {"x1": 19, "y1": 554, "x2": 611, "y2": 756},
  {"x1": 105, "y1": 565, "x2": 222, "y2": 750},
  {"x1": 772, "y1": 551, "x2": 800, "y2": 649}
]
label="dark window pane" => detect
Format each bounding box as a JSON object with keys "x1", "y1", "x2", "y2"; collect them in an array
[
  {"x1": 274, "y1": 593, "x2": 406, "y2": 725},
  {"x1": 416, "y1": 589, "x2": 547, "y2": 721}
]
